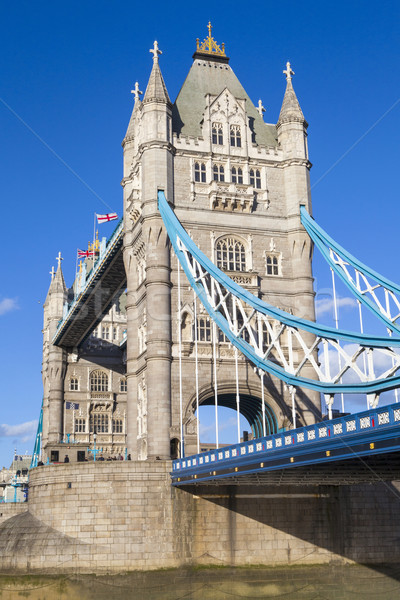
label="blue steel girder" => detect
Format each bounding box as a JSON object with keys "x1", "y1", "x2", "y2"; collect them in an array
[
  {"x1": 171, "y1": 403, "x2": 400, "y2": 486},
  {"x1": 158, "y1": 191, "x2": 400, "y2": 396},
  {"x1": 52, "y1": 220, "x2": 126, "y2": 348},
  {"x1": 300, "y1": 206, "x2": 400, "y2": 334}
]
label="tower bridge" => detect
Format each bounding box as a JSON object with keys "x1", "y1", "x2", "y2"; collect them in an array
[{"x1": 7, "y1": 25, "x2": 400, "y2": 574}]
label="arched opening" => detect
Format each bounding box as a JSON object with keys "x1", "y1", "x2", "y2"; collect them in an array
[
  {"x1": 194, "y1": 393, "x2": 278, "y2": 447},
  {"x1": 170, "y1": 438, "x2": 180, "y2": 459}
]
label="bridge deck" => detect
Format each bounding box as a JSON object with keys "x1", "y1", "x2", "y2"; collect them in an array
[
  {"x1": 172, "y1": 403, "x2": 400, "y2": 486},
  {"x1": 53, "y1": 220, "x2": 126, "y2": 348}
]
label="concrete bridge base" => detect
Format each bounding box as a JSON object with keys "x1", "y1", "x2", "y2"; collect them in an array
[{"x1": 0, "y1": 462, "x2": 399, "y2": 573}]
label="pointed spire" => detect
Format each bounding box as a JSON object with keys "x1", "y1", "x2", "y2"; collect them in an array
[
  {"x1": 47, "y1": 253, "x2": 67, "y2": 296},
  {"x1": 143, "y1": 41, "x2": 171, "y2": 105},
  {"x1": 278, "y1": 62, "x2": 306, "y2": 125}
]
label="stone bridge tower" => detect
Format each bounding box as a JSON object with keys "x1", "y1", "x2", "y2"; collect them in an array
[{"x1": 122, "y1": 25, "x2": 320, "y2": 460}]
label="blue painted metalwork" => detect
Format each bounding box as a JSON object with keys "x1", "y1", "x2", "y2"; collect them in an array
[
  {"x1": 30, "y1": 402, "x2": 43, "y2": 469},
  {"x1": 300, "y1": 205, "x2": 400, "y2": 334},
  {"x1": 171, "y1": 402, "x2": 400, "y2": 485},
  {"x1": 53, "y1": 218, "x2": 123, "y2": 344},
  {"x1": 158, "y1": 191, "x2": 400, "y2": 394}
]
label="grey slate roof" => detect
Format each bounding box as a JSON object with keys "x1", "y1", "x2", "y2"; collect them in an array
[
  {"x1": 172, "y1": 58, "x2": 278, "y2": 147},
  {"x1": 278, "y1": 79, "x2": 306, "y2": 125},
  {"x1": 143, "y1": 62, "x2": 171, "y2": 105}
]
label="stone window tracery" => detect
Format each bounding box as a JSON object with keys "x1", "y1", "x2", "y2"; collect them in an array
[
  {"x1": 101, "y1": 325, "x2": 110, "y2": 340},
  {"x1": 213, "y1": 164, "x2": 225, "y2": 182},
  {"x1": 90, "y1": 370, "x2": 109, "y2": 392},
  {"x1": 216, "y1": 238, "x2": 246, "y2": 272},
  {"x1": 112, "y1": 418, "x2": 123, "y2": 433},
  {"x1": 89, "y1": 413, "x2": 109, "y2": 433},
  {"x1": 120, "y1": 378, "x2": 127, "y2": 393},
  {"x1": 231, "y1": 166, "x2": 243, "y2": 184},
  {"x1": 230, "y1": 124, "x2": 241, "y2": 147},
  {"x1": 197, "y1": 316, "x2": 211, "y2": 342},
  {"x1": 266, "y1": 254, "x2": 279, "y2": 276},
  {"x1": 249, "y1": 169, "x2": 261, "y2": 189},
  {"x1": 212, "y1": 122, "x2": 223, "y2": 145},
  {"x1": 74, "y1": 418, "x2": 86, "y2": 433},
  {"x1": 70, "y1": 377, "x2": 79, "y2": 391},
  {"x1": 194, "y1": 162, "x2": 206, "y2": 183}
]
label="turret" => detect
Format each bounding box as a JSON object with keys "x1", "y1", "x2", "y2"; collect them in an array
[
  {"x1": 42, "y1": 253, "x2": 67, "y2": 458},
  {"x1": 122, "y1": 42, "x2": 174, "y2": 460}
]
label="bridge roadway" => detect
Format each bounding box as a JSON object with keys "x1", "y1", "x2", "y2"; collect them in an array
[
  {"x1": 172, "y1": 402, "x2": 400, "y2": 486},
  {"x1": 53, "y1": 219, "x2": 126, "y2": 348}
]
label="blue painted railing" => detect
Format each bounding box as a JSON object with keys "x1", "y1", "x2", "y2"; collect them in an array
[{"x1": 172, "y1": 402, "x2": 400, "y2": 478}]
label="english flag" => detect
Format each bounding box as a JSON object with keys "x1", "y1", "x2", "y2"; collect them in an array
[
  {"x1": 77, "y1": 249, "x2": 95, "y2": 258},
  {"x1": 96, "y1": 212, "x2": 118, "y2": 224}
]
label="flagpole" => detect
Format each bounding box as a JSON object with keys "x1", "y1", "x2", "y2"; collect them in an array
[{"x1": 93, "y1": 213, "x2": 96, "y2": 257}]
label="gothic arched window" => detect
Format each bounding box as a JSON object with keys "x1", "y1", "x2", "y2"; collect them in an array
[
  {"x1": 90, "y1": 370, "x2": 109, "y2": 392},
  {"x1": 230, "y1": 125, "x2": 241, "y2": 147},
  {"x1": 119, "y1": 378, "x2": 127, "y2": 393},
  {"x1": 194, "y1": 162, "x2": 206, "y2": 183},
  {"x1": 216, "y1": 238, "x2": 246, "y2": 272},
  {"x1": 112, "y1": 418, "x2": 123, "y2": 433},
  {"x1": 250, "y1": 169, "x2": 261, "y2": 188},
  {"x1": 213, "y1": 164, "x2": 225, "y2": 182},
  {"x1": 197, "y1": 317, "x2": 211, "y2": 342},
  {"x1": 231, "y1": 166, "x2": 243, "y2": 184},
  {"x1": 266, "y1": 255, "x2": 279, "y2": 276},
  {"x1": 212, "y1": 122, "x2": 223, "y2": 145}
]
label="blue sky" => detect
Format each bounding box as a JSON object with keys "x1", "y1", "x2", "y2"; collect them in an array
[{"x1": 0, "y1": 1, "x2": 399, "y2": 467}]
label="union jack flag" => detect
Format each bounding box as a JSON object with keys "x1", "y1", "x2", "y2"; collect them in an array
[
  {"x1": 77, "y1": 249, "x2": 95, "y2": 258},
  {"x1": 66, "y1": 402, "x2": 79, "y2": 410},
  {"x1": 96, "y1": 212, "x2": 118, "y2": 224}
]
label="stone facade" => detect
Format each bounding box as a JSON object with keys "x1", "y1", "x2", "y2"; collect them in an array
[{"x1": 1, "y1": 463, "x2": 400, "y2": 572}]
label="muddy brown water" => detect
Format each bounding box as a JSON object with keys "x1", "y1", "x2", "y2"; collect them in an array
[{"x1": 1, "y1": 564, "x2": 400, "y2": 599}]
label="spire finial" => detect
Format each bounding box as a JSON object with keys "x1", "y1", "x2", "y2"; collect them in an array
[
  {"x1": 56, "y1": 252, "x2": 63, "y2": 269},
  {"x1": 195, "y1": 22, "x2": 226, "y2": 57},
  {"x1": 131, "y1": 81, "x2": 143, "y2": 104},
  {"x1": 49, "y1": 266, "x2": 55, "y2": 280},
  {"x1": 283, "y1": 61, "x2": 294, "y2": 81},
  {"x1": 257, "y1": 99, "x2": 266, "y2": 118},
  {"x1": 150, "y1": 40, "x2": 162, "y2": 64}
]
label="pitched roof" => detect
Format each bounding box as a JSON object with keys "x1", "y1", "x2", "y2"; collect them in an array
[
  {"x1": 278, "y1": 78, "x2": 306, "y2": 125},
  {"x1": 172, "y1": 58, "x2": 277, "y2": 147},
  {"x1": 143, "y1": 62, "x2": 171, "y2": 105}
]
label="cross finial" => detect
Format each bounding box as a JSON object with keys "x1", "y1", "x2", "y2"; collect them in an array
[
  {"x1": 56, "y1": 252, "x2": 63, "y2": 269},
  {"x1": 257, "y1": 99, "x2": 266, "y2": 118},
  {"x1": 283, "y1": 61, "x2": 294, "y2": 81},
  {"x1": 49, "y1": 266, "x2": 55, "y2": 280},
  {"x1": 130, "y1": 81, "x2": 143, "y2": 104},
  {"x1": 150, "y1": 40, "x2": 162, "y2": 64}
]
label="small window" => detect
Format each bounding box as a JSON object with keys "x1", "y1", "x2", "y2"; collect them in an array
[
  {"x1": 120, "y1": 378, "x2": 127, "y2": 393},
  {"x1": 197, "y1": 317, "x2": 211, "y2": 342},
  {"x1": 255, "y1": 169, "x2": 261, "y2": 189},
  {"x1": 74, "y1": 418, "x2": 86, "y2": 433},
  {"x1": 266, "y1": 255, "x2": 279, "y2": 276},
  {"x1": 90, "y1": 370, "x2": 108, "y2": 392},
  {"x1": 194, "y1": 162, "x2": 206, "y2": 183},
  {"x1": 213, "y1": 164, "x2": 225, "y2": 182},
  {"x1": 70, "y1": 378, "x2": 79, "y2": 391},
  {"x1": 212, "y1": 122, "x2": 223, "y2": 145},
  {"x1": 112, "y1": 327, "x2": 118, "y2": 341},
  {"x1": 231, "y1": 167, "x2": 243, "y2": 184},
  {"x1": 102, "y1": 326, "x2": 110, "y2": 340},
  {"x1": 249, "y1": 169, "x2": 255, "y2": 186},
  {"x1": 230, "y1": 125, "x2": 241, "y2": 147},
  {"x1": 112, "y1": 419, "x2": 123, "y2": 433}
]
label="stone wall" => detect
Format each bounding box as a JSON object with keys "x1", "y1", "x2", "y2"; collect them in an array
[
  {"x1": 0, "y1": 462, "x2": 399, "y2": 573},
  {"x1": 0, "y1": 502, "x2": 27, "y2": 525}
]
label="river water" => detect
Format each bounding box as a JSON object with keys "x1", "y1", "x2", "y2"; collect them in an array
[{"x1": 1, "y1": 565, "x2": 400, "y2": 600}]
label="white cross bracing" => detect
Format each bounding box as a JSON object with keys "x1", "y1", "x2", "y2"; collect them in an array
[
  {"x1": 176, "y1": 236, "x2": 400, "y2": 408},
  {"x1": 329, "y1": 248, "x2": 400, "y2": 329}
]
